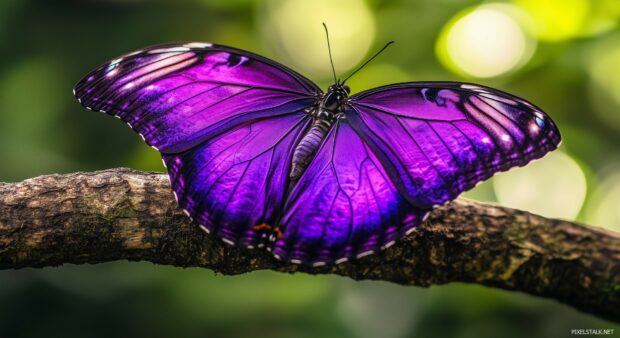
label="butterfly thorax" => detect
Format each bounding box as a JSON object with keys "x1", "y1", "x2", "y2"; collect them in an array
[{"x1": 289, "y1": 84, "x2": 350, "y2": 180}]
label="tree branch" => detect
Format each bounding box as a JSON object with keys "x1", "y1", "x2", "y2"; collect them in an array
[{"x1": 0, "y1": 168, "x2": 618, "y2": 322}]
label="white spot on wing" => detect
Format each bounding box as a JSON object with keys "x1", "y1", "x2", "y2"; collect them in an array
[
  {"x1": 165, "y1": 46, "x2": 190, "y2": 52},
  {"x1": 199, "y1": 225, "x2": 210, "y2": 234},
  {"x1": 356, "y1": 250, "x2": 374, "y2": 259},
  {"x1": 183, "y1": 42, "x2": 212, "y2": 48},
  {"x1": 222, "y1": 238, "x2": 235, "y2": 246},
  {"x1": 106, "y1": 68, "x2": 119, "y2": 77},
  {"x1": 125, "y1": 50, "x2": 142, "y2": 57},
  {"x1": 405, "y1": 227, "x2": 416, "y2": 235},
  {"x1": 460, "y1": 84, "x2": 489, "y2": 93},
  {"x1": 110, "y1": 57, "x2": 123, "y2": 65},
  {"x1": 148, "y1": 47, "x2": 188, "y2": 54},
  {"x1": 312, "y1": 261, "x2": 326, "y2": 267},
  {"x1": 291, "y1": 259, "x2": 302, "y2": 265},
  {"x1": 335, "y1": 257, "x2": 348, "y2": 264},
  {"x1": 381, "y1": 241, "x2": 396, "y2": 250}
]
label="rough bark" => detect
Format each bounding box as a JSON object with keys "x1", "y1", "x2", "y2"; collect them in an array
[{"x1": 0, "y1": 168, "x2": 618, "y2": 322}]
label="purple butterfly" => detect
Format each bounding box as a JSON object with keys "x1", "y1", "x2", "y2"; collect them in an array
[{"x1": 74, "y1": 37, "x2": 560, "y2": 266}]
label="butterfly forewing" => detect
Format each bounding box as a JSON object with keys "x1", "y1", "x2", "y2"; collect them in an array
[
  {"x1": 74, "y1": 43, "x2": 321, "y2": 153},
  {"x1": 346, "y1": 82, "x2": 561, "y2": 209}
]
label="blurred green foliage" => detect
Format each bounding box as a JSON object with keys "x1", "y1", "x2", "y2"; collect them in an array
[{"x1": 1, "y1": 0, "x2": 619, "y2": 337}]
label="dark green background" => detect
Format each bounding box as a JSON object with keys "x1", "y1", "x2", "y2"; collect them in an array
[{"x1": 1, "y1": 0, "x2": 618, "y2": 337}]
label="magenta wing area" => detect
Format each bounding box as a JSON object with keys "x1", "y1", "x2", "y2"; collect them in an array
[
  {"x1": 273, "y1": 119, "x2": 430, "y2": 265},
  {"x1": 74, "y1": 42, "x2": 320, "y2": 153},
  {"x1": 346, "y1": 82, "x2": 562, "y2": 209}
]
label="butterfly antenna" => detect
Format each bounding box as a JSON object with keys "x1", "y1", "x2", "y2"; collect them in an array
[
  {"x1": 341, "y1": 40, "x2": 395, "y2": 84},
  {"x1": 322, "y1": 23, "x2": 339, "y2": 84}
]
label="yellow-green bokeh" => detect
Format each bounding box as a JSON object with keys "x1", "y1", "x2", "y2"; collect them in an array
[
  {"x1": 513, "y1": 0, "x2": 590, "y2": 41},
  {"x1": 492, "y1": 151, "x2": 587, "y2": 220},
  {"x1": 436, "y1": 4, "x2": 536, "y2": 78},
  {"x1": 260, "y1": 0, "x2": 375, "y2": 80}
]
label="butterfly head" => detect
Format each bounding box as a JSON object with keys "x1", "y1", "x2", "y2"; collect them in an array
[
  {"x1": 328, "y1": 83, "x2": 350, "y2": 96},
  {"x1": 322, "y1": 83, "x2": 350, "y2": 112}
]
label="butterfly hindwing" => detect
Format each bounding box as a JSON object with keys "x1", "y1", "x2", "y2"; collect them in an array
[
  {"x1": 164, "y1": 113, "x2": 312, "y2": 248},
  {"x1": 74, "y1": 42, "x2": 320, "y2": 153},
  {"x1": 346, "y1": 82, "x2": 561, "y2": 209},
  {"x1": 273, "y1": 118, "x2": 430, "y2": 265}
]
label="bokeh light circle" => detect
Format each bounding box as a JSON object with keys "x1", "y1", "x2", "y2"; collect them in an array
[
  {"x1": 587, "y1": 34, "x2": 620, "y2": 132},
  {"x1": 436, "y1": 4, "x2": 535, "y2": 78},
  {"x1": 260, "y1": 0, "x2": 375, "y2": 79},
  {"x1": 585, "y1": 171, "x2": 620, "y2": 233},
  {"x1": 493, "y1": 151, "x2": 587, "y2": 220},
  {"x1": 513, "y1": 0, "x2": 589, "y2": 41}
]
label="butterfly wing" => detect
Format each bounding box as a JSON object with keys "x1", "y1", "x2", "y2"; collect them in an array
[
  {"x1": 164, "y1": 113, "x2": 312, "y2": 248},
  {"x1": 74, "y1": 42, "x2": 321, "y2": 247},
  {"x1": 346, "y1": 82, "x2": 562, "y2": 209},
  {"x1": 273, "y1": 119, "x2": 429, "y2": 265},
  {"x1": 74, "y1": 42, "x2": 320, "y2": 153}
]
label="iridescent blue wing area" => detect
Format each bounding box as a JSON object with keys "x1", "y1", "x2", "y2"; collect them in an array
[
  {"x1": 273, "y1": 119, "x2": 429, "y2": 266},
  {"x1": 74, "y1": 42, "x2": 320, "y2": 153},
  {"x1": 346, "y1": 82, "x2": 561, "y2": 209},
  {"x1": 74, "y1": 42, "x2": 320, "y2": 248}
]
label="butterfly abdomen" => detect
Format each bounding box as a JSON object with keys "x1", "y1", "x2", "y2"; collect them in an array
[{"x1": 290, "y1": 116, "x2": 333, "y2": 180}]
